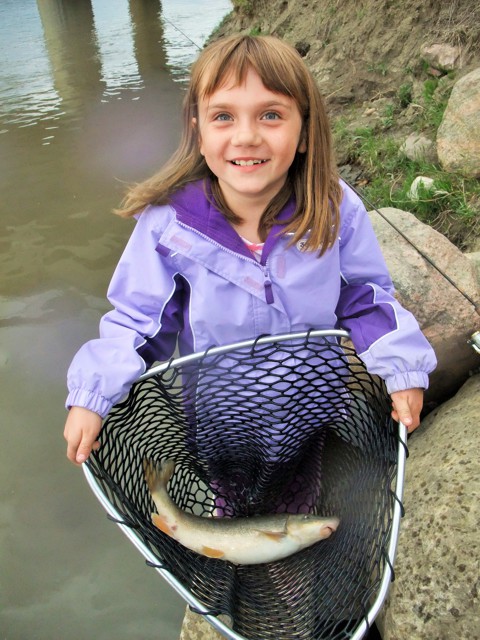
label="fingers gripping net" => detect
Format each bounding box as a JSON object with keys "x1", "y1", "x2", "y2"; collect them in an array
[{"x1": 84, "y1": 330, "x2": 406, "y2": 640}]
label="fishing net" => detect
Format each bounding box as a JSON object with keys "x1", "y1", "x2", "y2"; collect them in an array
[{"x1": 84, "y1": 329, "x2": 407, "y2": 640}]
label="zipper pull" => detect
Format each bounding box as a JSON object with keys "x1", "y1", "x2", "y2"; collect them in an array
[{"x1": 263, "y1": 267, "x2": 274, "y2": 304}]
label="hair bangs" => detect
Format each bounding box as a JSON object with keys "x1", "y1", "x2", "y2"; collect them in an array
[{"x1": 194, "y1": 37, "x2": 308, "y2": 116}]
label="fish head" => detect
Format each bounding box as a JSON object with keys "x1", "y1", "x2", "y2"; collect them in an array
[{"x1": 286, "y1": 514, "x2": 339, "y2": 546}]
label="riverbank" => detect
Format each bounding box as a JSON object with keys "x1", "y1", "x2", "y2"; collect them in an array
[{"x1": 211, "y1": 0, "x2": 480, "y2": 252}]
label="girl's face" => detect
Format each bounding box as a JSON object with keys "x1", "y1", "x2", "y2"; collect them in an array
[{"x1": 195, "y1": 68, "x2": 306, "y2": 217}]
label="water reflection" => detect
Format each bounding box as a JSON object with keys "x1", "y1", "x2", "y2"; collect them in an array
[
  {"x1": 0, "y1": 1, "x2": 231, "y2": 639},
  {"x1": 130, "y1": 0, "x2": 168, "y2": 80},
  {"x1": 38, "y1": 0, "x2": 106, "y2": 108},
  {"x1": 93, "y1": 0, "x2": 145, "y2": 97},
  {"x1": 0, "y1": 0, "x2": 62, "y2": 126}
]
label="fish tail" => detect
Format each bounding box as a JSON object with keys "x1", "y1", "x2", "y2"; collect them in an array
[{"x1": 143, "y1": 458, "x2": 176, "y2": 494}]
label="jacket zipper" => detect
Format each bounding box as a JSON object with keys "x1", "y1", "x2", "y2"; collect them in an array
[
  {"x1": 262, "y1": 264, "x2": 274, "y2": 304},
  {"x1": 176, "y1": 221, "x2": 275, "y2": 305}
]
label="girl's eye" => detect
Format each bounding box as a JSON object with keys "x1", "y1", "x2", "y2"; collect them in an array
[
  {"x1": 214, "y1": 113, "x2": 232, "y2": 122},
  {"x1": 262, "y1": 112, "x2": 280, "y2": 120}
]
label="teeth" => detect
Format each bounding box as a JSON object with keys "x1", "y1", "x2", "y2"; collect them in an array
[{"x1": 231, "y1": 159, "x2": 266, "y2": 166}]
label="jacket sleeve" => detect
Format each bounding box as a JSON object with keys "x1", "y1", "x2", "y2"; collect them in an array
[
  {"x1": 335, "y1": 188, "x2": 437, "y2": 394},
  {"x1": 66, "y1": 208, "x2": 183, "y2": 417}
]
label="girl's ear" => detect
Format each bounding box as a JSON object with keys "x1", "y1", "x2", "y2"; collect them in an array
[
  {"x1": 192, "y1": 116, "x2": 203, "y2": 156},
  {"x1": 192, "y1": 117, "x2": 204, "y2": 156},
  {"x1": 298, "y1": 131, "x2": 307, "y2": 154}
]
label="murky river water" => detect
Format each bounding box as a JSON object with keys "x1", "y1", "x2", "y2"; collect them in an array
[{"x1": 0, "y1": 1, "x2": 230, "y2": 638}]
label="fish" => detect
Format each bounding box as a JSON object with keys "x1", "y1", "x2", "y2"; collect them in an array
[{"x1": 144, "y1": 459, "x2": 339, "y2": 565}]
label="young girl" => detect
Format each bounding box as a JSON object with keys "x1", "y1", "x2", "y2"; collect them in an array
[{"x1": 64, "y1": 34, "x2": 436, "y2": 466}]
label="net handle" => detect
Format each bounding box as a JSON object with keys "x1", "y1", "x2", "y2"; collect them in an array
[
  {"x1": 138, "y1": 329, "x2": 350, "y2": 381},
  {"x1": 349, "y1": 421, "x2": 408, "y2": 640}
]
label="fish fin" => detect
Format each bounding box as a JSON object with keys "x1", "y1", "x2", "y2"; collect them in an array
[
  {"x1": 143, "y1": 458, "x2": 175, "y2": 494},
  {"x1": 260, "y1": 531, "x2": 287, "y2": 541},
  {"x1": 201, "y1": 546, "x2": 225, "y2": 559},
  {"x1": 151, "y1": 513, "x2": 175, "y2": 537}
]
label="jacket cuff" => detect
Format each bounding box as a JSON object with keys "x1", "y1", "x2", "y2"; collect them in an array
[
  {"x1": 384, "y1": 371, "x2": 430, "y2": 394},
  {"x1": 65, "y1": 388, "x2": 113, "y2": 418}
]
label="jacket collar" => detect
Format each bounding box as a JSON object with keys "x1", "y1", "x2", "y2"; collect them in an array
[{"x1": 169, "y1": 179, "x2": 296, "y2": 262}]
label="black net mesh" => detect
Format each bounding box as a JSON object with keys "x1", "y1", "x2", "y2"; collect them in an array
[{"x1": 85, "y1": 331, "x2": 403, "y2": 640}]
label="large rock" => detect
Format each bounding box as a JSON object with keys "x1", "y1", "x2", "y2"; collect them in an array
[
  {"x1": 179, "y1": 607, "x2": 224, "y2": 640},
  {"x1": 467, "y1": 251, "x2": 480, "y2": 278},
  {"x1": 368, "y1": 207, "x2": 480, "y2": 408},
  {"x1": 420, "y1": 43, "x2": 464, "y2": 72},
  {"x1": 436, "y1": 68, "x2": 480, "y2": 178},
  {"x1": 399, "y1": 133, "x2": 437, "y2": 163},
  {"x1": 377, "y1": 374, "x2": 480, "y2": 639}
]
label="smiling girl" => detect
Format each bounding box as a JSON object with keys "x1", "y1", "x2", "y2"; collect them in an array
[{"x1": 64, "y1": 35, "x2": 436, "y2": 465}]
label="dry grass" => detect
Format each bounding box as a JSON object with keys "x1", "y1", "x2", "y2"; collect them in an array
[{"x1": 432, "y1": 0, "x2": 480, "y2": 50}]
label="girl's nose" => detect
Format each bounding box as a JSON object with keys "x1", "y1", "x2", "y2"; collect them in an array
[{"x1": 231, "y1": 123, "x2": 261, "y2": 146}]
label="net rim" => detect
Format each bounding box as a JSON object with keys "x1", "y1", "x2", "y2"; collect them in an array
[{"x1": 138, "y1": 329, "x2": 350, "y2": 381}]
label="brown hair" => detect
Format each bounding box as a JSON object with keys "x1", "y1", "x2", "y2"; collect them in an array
[{"x1": 116, "y1": 35, "x2": 342, "y2": 254}]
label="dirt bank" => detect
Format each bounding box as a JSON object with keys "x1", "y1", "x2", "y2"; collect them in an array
[
  {"x1": 212, "y1": 0, "x2": 480, "y2": 250},
  {"x1": 215, "y1": 0, "x2": 480, "y2": 108}
]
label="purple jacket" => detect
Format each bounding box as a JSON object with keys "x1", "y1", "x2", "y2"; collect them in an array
[{"x1": 66, "y1": 180, "x2": 436, "y2": 417}]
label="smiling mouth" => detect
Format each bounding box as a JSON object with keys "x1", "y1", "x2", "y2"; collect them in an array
[{"x1": 230, "y1": 159, "x2": 268, "y2": 166}]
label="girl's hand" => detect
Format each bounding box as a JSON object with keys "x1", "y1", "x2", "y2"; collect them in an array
[
  {"x1": 64, "y1": 406, "x2": 102, "y2": 465},
  {"x1": 390, "y1": 388, "x2": 424, "y2": 433}
]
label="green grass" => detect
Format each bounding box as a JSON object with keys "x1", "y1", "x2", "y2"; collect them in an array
[
  {"x1": 419, "y1": 78, "x2": 451, "y2": 130},
  {"x1": 397, "y1": 83, "x2": 413, "y2": 108},
  {"x1": 367, "y1": 62, "x2": 389, "y2": 76},
  {"x1": 333, "y1": 122, "x2": 480, "y2": 250},
  {"x1": 331, "y1": 58, "x2": 480, "y2": 250}
]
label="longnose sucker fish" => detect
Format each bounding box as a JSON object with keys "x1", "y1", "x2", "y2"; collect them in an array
[{"x1": 144, "y1": 459, "x2": 339, "y2": 565}]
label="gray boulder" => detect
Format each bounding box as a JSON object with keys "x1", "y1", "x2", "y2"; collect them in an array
[
  {"x1": 378, "y1": 374, "x2": 480, "y2": 639},
  {"x1": 399, "y1": 133, "x2": 437, "y2": 163},
  {"x1": 467, "y1": 251, "x2": 480, "y2": 279},
  {"x1": 437, "y1": 67, "x2": 480, "y2": 178},
  {"x1": 420, "y1": 43, "x2": 464, "y2": 72},
  {"x1": 368, "y1": 207, "x2": 480, "y2": 408},
  {"x1": 179, "y1": 607, "x2": 224, "y2": 639}
]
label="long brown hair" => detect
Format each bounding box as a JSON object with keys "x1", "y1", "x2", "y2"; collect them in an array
[{"x1": 116, "y1": 35, "x2": 342, "y2": 254}]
